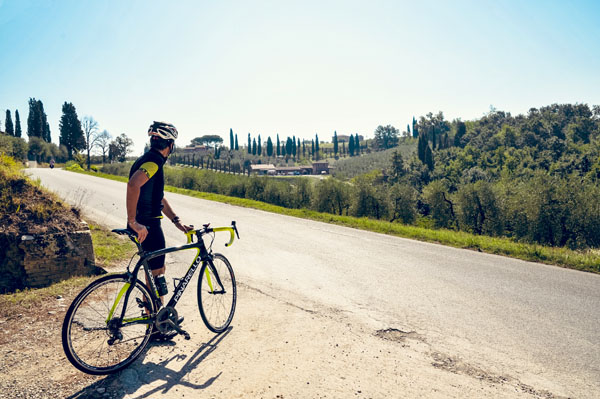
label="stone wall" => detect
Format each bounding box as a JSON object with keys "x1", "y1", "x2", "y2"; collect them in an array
[{"x1": 0, "y1": 227, "x2": 102, "y2": 293}]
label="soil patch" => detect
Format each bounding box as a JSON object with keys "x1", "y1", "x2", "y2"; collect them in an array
[
  {"x1": 0, "y1": 157, "x2": 82, "y2": 235},
  {"x1": 0, "y1": 278, "x2": 103, "y2": 398}
]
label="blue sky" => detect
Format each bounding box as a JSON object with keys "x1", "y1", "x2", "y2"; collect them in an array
[{"x1": 1, "y1": 0, "x2": 599, "y2": 154}]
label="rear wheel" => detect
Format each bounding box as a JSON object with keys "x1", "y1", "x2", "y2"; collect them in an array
[
  {"x1": 197, "y1": 253, "x2": 236, "y2": 333},
  {"x1": 61, "y1": 274, "x2": 155, "y2": 375}
]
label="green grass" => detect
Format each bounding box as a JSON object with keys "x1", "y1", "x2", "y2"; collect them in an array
[
  {"x1": 89, "y1": 222, "x2": 136, "y2": 268},
  {"x1": 67, "y1": 168, "x2": 600, "y2": 274},
  {"x1": 0, "y1": 276, "x2": 94, "y2": 313}
]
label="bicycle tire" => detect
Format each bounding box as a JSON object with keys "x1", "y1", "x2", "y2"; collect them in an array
[
  {"x1": 62, "y1": 274, "x2": 155, "y2": 375},
  {"x1": 197, "y1": 253, "x2": 237, "y2": 333}
]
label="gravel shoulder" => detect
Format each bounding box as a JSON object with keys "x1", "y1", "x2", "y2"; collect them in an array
[{"x1": 0, "y1": 277, "x2": 573, "y2": 399}]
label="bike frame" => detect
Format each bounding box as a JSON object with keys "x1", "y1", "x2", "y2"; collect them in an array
[{"x1": 109, "y1": 226, "x2": 235, "y2": 328}]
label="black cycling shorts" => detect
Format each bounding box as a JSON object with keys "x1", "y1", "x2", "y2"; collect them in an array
[{"x1": 130, "y1": 219, "x2": 165, "y2": 271}]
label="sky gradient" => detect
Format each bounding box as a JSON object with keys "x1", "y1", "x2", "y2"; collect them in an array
[{"x1": 1, "y1": 0, "x2": 599, "y2": 155}]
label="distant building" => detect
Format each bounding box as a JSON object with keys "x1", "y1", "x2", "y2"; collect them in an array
[
  {"x1": 250, "y1": 164, "x2": 276, "y2": 175},
  {"x1": 275, "y1": 166, "x2": 312, "y2": 175},
  {"x1": 312, "y1": 161, "x2": 330, "y2": 175}
]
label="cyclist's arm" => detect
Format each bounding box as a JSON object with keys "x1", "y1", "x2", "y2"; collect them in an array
[
  {"x1": 161, "y1": 197, "x2": 177, "y2": 222},
  {"x1": 162, "y1": 197, "x2": 192, "y2": 233},
  {"x1": 126, "y1": 170, "x2": 150, "y2": 241}
]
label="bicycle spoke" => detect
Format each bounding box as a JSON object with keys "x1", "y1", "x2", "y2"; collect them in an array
[
  {"x1": 198, "y1": 255, "x2": 236, "y2": 333},
  {"x1": 63, "y1": 276, "x2": 152, "y2": 374}
]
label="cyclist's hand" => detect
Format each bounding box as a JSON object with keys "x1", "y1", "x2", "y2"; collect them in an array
[
  {"x1": 175, "y1": 221, "x2": 193, "y2": 233},
  {"x1": 129, "y1": 221, "x2": 148, "y2": 243}
]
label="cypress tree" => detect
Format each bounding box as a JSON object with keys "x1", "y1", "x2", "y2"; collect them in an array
[
  {"x1": 27, "y1": 98, "x2": 43, "y2": 138},
  {"x1": 286, "y1": 137, "x2": 293, "y2": 158},
  {"x1": 258, "y1": 134, "x2": 262, "y2": 156},
  {"x1": 59, "y1": 102, "x2": 85, "y2": 158},
  {"x1": 44, "y1": 121, "x2": 51, "y2": 142},
  {"x1": 297, "y1": 138, "x2": 301, "y2": 158},
  {"x1": 349, "y1": 134, "x2": 355, "y2": 156},
  {"x1": 315, "y1": 134, "x2": 320, "y2": 160},
  {"x1": 412, "y1": 117, "x2": 418, "y2": 138},
  {"x1": 276, "y1": 133, "x2": 280, "y2": 156},
  {"x1": 417, "y1": 134, "x2": 426, "y2": 163},
  {"x1": 267, "y1": 136, "x2": 273, "y2": 157},
  {"x1": 247, "y1": 133, "x2": 251, "y2": 154},
  {"x1": 454, "y1": 121, "x2": 466, "y2": 147},
  {"x1": 5, "y1": 110, "x2": 14, "y2": 136},
  {"x1": 311, "y1": 139, "x2": 315, "y2": 158},
  {"x1": 407, "y1": 124, "x2": 411, "y2": 136},
  {"x1": 37, "y1": 100, "x2": 51, "y2": 142},
  {"x1": 230, "y1": 128, "x2": 234, "y2": 150},
  {"x1": 354, "y1": 134, "x2": 360, "y2": 155},
  {"x1": 333, "y1": 130, "x2": 338, "y2": 157},
  {"x1": 390, "y1": 151, "x2": 405, "y2": 182},
  {"x1": 425, "y1": 144, "x2": 434, "y2": 170},
  {"x1": 292, "y1": 135, "x2": 297, "y2": 157},
  {"x1": 235, "y1": 134, "x2": 239, "y2": 150},
  {"x1": 15, "y1": 110, "x2": 22, "y2": 138},
  {"x1": 252, "y1": 138, "x2": 257, "y2": 155},
  {"x1": 302, "y1": 140, "x2": 306, "y2": 158}
]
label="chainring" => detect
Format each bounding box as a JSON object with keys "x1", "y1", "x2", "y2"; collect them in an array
[{"x1": 155, "y1": 306, "x2": 179, "y2": 334}]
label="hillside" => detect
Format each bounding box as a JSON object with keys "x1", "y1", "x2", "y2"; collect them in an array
[
  {"x1": 332, "y1": 139, "x2": 416, "y2": 179},
  {"x1": 0, "y1": 155, "x2": 82, "y2": 234}
]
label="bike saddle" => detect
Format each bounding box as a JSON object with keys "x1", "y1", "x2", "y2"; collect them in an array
[{"x1": 111, "y1": 228, "x2": 137, "y2": 237}]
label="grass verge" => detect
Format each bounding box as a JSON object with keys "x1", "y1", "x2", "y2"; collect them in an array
[
  {"x1": 68, "y1": 169, "x2": 600, "y2": 274},
  {"x1": 89, "y1": 222, "x2": 136, "y2": 268}
]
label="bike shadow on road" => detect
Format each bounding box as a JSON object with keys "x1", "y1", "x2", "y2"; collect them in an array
[{"x1": 67, "y1": 327, "x2": 233, "y2": 399}]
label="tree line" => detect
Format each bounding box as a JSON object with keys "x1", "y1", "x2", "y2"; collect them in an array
[
  {"x1": 333, "y1": 104, "x2": 600, "y2": 249},
  {"x1": 183, "y1": 130, "x2": 366, "y2": 164},
  {"x1": 163, "y1": 103, "x2": 600, "y2": 249},
  {"x1": 1, "y1": 98, "x2": 134, "y2": 167}
]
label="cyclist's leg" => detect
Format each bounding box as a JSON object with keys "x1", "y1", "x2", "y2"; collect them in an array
[
  {"x1": 139, "y1": 220, "x2": 184, "y2": 340},
  {"x1": 139, "y1": 219, "x2": 167, "y2": 306}
]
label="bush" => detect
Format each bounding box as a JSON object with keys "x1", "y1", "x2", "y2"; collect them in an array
[
  {"x1": 351, "y1": 171, "x2": 389, "y2": 220},
  {"x1": 456, "y1": 181, "x2": 502, "y2": 236},
  {"x1": 312, "y1": 178, "x2": 350, "y2": 215},
  {"x1": 422, "y1": 180, "x2": 457, "y2": 229},
  {"x1": 389, "y1": 183, "x2": 417, "y2": 224},
  {"x1": 0, "y1": 135, "x2": 28, "y2": 161},
  {"x1": 65, "y1": 162, "x2": 84, "y2": 172}
]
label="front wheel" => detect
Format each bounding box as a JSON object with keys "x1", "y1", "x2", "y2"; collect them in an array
[
  {"x1": 62, "y1": 274, "x2": 155, "y2": 375},
  {"x1": 197, "y1": 253, "x2": 237, "y2": 333}
]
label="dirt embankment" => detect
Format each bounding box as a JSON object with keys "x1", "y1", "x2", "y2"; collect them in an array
[{"x1": 0, "y1": 156, "x2": 82, "y2": 235}]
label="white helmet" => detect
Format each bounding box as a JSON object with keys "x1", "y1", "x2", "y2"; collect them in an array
[{"x1": 148, "y1": 121, "x2": 178, "y2": 140}]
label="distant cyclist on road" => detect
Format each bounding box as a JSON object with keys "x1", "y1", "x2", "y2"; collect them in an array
[{"x1": 126, "y1": 121, "x2": 192, "y2": 339}]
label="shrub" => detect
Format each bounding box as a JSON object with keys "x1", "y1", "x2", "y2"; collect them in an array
[
  {"x1": 312, "y1": 178, "x2": 350, "y2": 215},
  {"x1": 65, "y1": 162, "x2": 84, "y2": 172}
]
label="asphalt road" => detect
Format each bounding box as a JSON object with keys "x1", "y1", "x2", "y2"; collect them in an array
[{"x1": 29, "y1": 168, "x2": 600, "y2": 396}]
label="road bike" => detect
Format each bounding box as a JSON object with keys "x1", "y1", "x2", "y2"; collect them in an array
[{"x1": 61, "y1": 221, "x2": 239, "y2": 375}]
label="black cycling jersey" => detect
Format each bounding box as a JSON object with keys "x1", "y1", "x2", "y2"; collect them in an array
[{"x1": 129, "y1": 148, "x2": 167, "y2": 221}]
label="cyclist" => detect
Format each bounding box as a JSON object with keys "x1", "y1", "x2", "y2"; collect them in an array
[{"x1": 126, "y1": 121, "x2": 192, "y2": 339}]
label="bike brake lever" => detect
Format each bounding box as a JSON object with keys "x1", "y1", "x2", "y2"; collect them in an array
[{"x1": 232, "y1": 221, "x2": 240, "y2": 239}]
